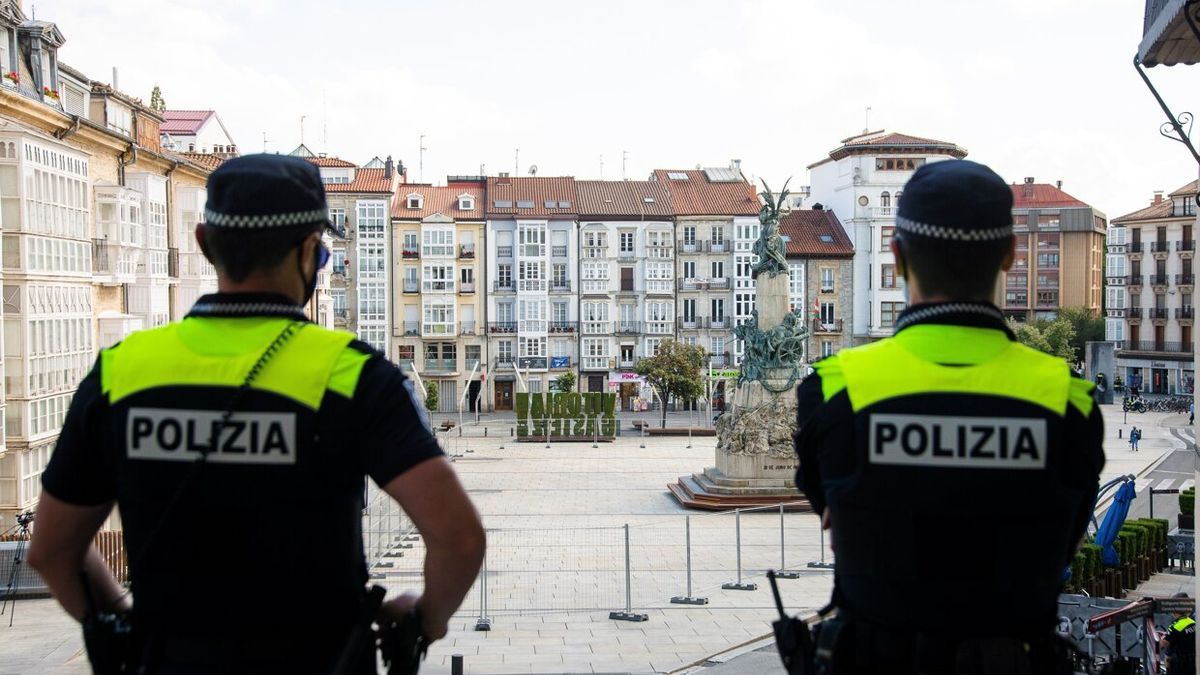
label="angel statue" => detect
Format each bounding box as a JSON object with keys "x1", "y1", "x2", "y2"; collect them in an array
[{"x1": 752, "y1": 178, "x2": 791, "y2": 280}]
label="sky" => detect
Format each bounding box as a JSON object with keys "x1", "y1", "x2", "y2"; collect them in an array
[{"x1": 33, "y1": 0, "x2": 1200, "y2": 219}]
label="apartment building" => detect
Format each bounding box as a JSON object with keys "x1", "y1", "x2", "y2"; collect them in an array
[
  {"x1": 392, "y1": 179, "x2": 486, "y2": 412},
  {"x1": 808, "y1": 130, "x2": 967, "y2": 343},
  {"x1": 997, "y1": 179, "x2": 1107, "y2": 322},
  {"x1": 297, "y1": 146, "x2": 404, "y2": 354},
  {"x1": 159, "y1": 109, "x2": 237, "y2": 156},
  {"x1": 573, "y1": 180, "x2": 673, "y2": 409},
  {"x1": 484, "y1": 176, "x2": 578, "y2": 411},
  {"x1": 780, "y1": 207, "x2": 855, "y2": 361},
  {"x1": 1107, "y1": 181, "x2": 1197, "y2": 395},
  {"x1": 0, "y1": 4, "x2": 218, "y2": 526}
]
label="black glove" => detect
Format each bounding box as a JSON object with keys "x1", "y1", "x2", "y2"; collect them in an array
[{"x1": 379, "y1": 606, "x2": 428, "y2": 675}]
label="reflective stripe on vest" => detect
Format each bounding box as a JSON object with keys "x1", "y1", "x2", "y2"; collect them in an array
[
  {"x1": 826, "y1": 329, "x2": 1072, "y2": 417},
  {"x1": 101, "y1": 317, "x2": 359, "y2": 410}
]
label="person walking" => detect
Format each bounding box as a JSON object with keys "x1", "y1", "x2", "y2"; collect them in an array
[
  {"x1": 28, "y1": 155, "x2": 485, "y2": 673},
  {"x1": 1131, "y1": 426, "x2": 1141, "y2": 452},
  {"x1": 793, "y1": 160, "x2": 1105, "y2": 675},
  {"x1": 1189, "y1": 401, "x2": 1194, "y2": 425}
]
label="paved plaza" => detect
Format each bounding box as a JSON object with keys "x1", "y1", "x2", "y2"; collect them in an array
[{"x1": 0, "y1": 404, "x2": 1191, "y2": 674}]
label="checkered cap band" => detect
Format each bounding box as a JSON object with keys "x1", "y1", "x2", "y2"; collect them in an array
[
  {"x1": 895, "y1": 215, "x2": 1012, "y2": 242},
  {"x1": 204, "y1": 208, "x2": 328, "y2": 229}
]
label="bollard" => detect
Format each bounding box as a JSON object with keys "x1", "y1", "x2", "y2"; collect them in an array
[
  {"x1": 609, "y1": 524, "x2": 649, "y2": 621},
  {"x1": 722, "y1": 509, "x2": 757, "y2": 590},
  {"x1": 593, "y1": 425, "x2": 598, "y2": 449},
  {"x1": 475, "y1": 548, "x2": 491, "y2": 631},
  {"x1": 776, "y1": 503, "x2": 800, "y2": 579},
  {"x1": 687, "y1": 426, "x2": 692, "y2": 449},
  {"x1": 639, "y1": 425, "x2": 645, "y2": 449},
  {"x1": 451, "y1": 654, "x2": 464, "y2": 675},
  {"x1": 545, "y1": 418, "x2": 551, "y2": 448},
  {"x1": 807, "y1": 522, "x2": 835, "y2": 569},
  {"x1": 484, "y1": 426, "x2": 488, "y2": 437},
  {"x1": 671, "y1": 515, "x2": 708, "y2": 604}
]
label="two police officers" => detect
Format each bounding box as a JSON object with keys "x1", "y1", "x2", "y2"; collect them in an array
[
  {"x1": 28, "y1": 155, "x2": 485, "y2": 672},
  {"x1": 795, "y1": 160, "x2": 1105, "y2": 674}
]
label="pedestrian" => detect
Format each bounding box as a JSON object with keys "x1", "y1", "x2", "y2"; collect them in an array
[
  {"x1": 1159, "y1": 593, "x2": 1196, "y2": 675},
  {"x1": 1131, "y1": 427, "x2": 1141, "y2": 452},
  {"x1": 1189, "y1": 401, "x2": 1194, "y2": 425},
  {"x1": 28, "y1": 154, "x2": 485, "y2": 673},
  {"x1": 793, "y1": 160, "x2": 1104, "y2": 675}
]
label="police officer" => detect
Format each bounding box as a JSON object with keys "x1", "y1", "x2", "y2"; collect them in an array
[
  {"x1": 794, "y1": 160, "x2": 1105, "y2": 674},
  {"x1": 28, "y1": 154, "x2": 485, "y2": 673},
  {"x1": 1160, "y1": 594, "x2": 1195, "y2": 675}
]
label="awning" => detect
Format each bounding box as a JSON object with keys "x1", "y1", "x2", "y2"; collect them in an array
[{"x1": 1138, "y1": 0, "x2": 1200, "y2": 67}]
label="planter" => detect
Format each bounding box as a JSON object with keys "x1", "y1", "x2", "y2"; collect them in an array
[
  {"x1": 42, "y1": 95, "x2": 59, "y2": 106},
  {"x1": 1, "y1": 79, "x2": 14, "y2": 89},
  {"x1": 1181, "y1": 513, "x2": 1195, "y2": 531}
]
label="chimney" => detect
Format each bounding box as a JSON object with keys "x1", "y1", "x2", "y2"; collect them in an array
[
  {"x1": 384, "y1": 155, "x2": 394, "y2": 180},
  {"x1": 813, "y1": 202, "x2": 824, "y2": 211},
  {"x1": 1153, "y1": 190, "x2": 1164, "y2": 204},
  {"x1": 1056, "y1": 180, "x2": 1062, "y2": 190},
  {"x1": 731, "y1": 158, "x2": 742, "y2": 172},
  {"x1": 112, "y1": 67, "x2": 119, "y2": 90},
  {"x1": 1023, "y1": 177, "x2": 1035, "y2": 199},
  {"x1": 318, "y1": 152, "x2": 327, "y2": 158}
]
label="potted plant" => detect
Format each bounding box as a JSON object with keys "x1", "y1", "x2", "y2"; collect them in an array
[
  {"x1": 1180, "y1": 486, "x2": 1195, "y2": 531},
  {"x1": 2, "y1": 71, "x2": 17, "y2": 88},
  {"x1": 424, "y1": 381, "x2": 439, "y2": 413},
  {"x1": 42, "y1": 86, "x2": 59, "y2": 103}
]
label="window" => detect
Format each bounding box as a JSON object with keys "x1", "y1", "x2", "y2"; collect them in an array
[
  {"x1": 1105, "y1": 318, "x2": 1125, "y2": 342},
  {"x1": 711, "y1": 298, "x2": 725, "y2": 321},
  {"x1": 683, "y1": 261, "x2": 696, "y2": 279},
  {"x1": 422, "y1": 264, "x2": 455, "y2": 292},
  {"x1": 880, "y1": 302, "x2": 905, "y2": 328},
  {"x1": 820, "y1": 268, "x2": 835, "y2": 293},
  {"x1": 711, "y1": 261, "x2": 725, "y2": 279},
  {"x1": 331, "y1": 289, "x2": 347, "y2": 314},
  {"x1": 1036, "y1": 253, "x2": 1060, "y2": 268},
  {"x1": 496, "y1": 303, "x2": 514, "y2": 323},
  {"x1": 735, "y1": 292, "x2": 754, "y2": 318},
  {"x1": 407, "y1": 193, "x2": 423, "y2": 209},
  {"x1": 422, "y1": 229, "x2": 454, "y2": 257},
  {"x1": 1106, "y1": 254, "x2": 1126, "y2": 277},
  {"x1": 711, "y1": 227, "x2": 726, "y2": 245},
  {"x1": 874, "y1": 157, "x2": 924, "y2": 171},
  {"x1": 458, "y1": 195, "x2": 474, "y2": 210},
  {"x1": 497, "y1": 341, "x2": 513, "y2": 362},
  {"x1": 735, "y1": 255, "x2": 753, "y2": 279},
  {"x1": 710, "y1": 336, "x2": 725, "y2": 358},
  {"x1": 497, "y1": 264, "x2": 512, "y2": 288},
  {"x1": 519, "y1": 223, "x2": 546, "y2": 257},
  {"x1": 645, "y1": 338, "x2": 661, "y2": 357},
  {"x1": 1037, "y1": 232, "x2": 1060, "y2": 249},
  {"x1": 552, "y1": 302, "x2": 569, "y2": 324},
  {"x1": 619, "y1": 231, "x2": 635, "y2": 254},
  {"x1": 552, "y1": 263, "x2": 568, "y2": 287},
  {"x1": 820, "y1": 301, "x2": 836, "y2": 325},
  {"x1": 329, "y1": 208, "x2": 346, "y2": 229},
  {"x1": 397, "y1": 345, "x2": 415, "y2": 364},
  {"x1": 880, "y1": 192, "x2": 891, "y2": 208},
  {"x1": 789, "y1": 263, "x2": 804, "y2": 311},
  {"x1": 519, "y1": 336, "x2": 546, "y2": 357},
  {"x1": 107, "y1": 104, "x2": 133, "y2": 136},
  {"x1": 880, "y1": 264, "x2": 896, "y2": 288},
  {"x1": 880, "y1": 226, "x2": 895, "y2": 250},
  {"x1": 821, "y1": 341, "x2": 834, "y2": 358},
  {"x1": 402, "y1": 232, "x2": 418, "y2": 255},
  {"x1": 682, "y1": 298, "x2": 697, "y2": 322},
  {"x1": 683, "y1": 226, "x2": 696, "y2": 246}
]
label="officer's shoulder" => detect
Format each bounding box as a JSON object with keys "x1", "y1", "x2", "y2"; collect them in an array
[
  {"x1": 327, "y1": 336, "x2": 410, "y2": 400},
  {"x1": 1004, "y1": 342, "x2": 1096, "y2": 417}
]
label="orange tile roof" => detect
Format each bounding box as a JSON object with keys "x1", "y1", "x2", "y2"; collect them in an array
[
  {"x1": 813, "y1": 129, "x2": 968, "y2": 167},
  {"x1": 324, "y1": 167, "x2": 395, "y2": 194},
  {"x1": 651, "y1": 169, "x2": 760, "y2": 216},
  {"x1": 306, "y1": 156, "x2": 357, "y2": 168},
  {"x1": 177, "y1": 152, "x2": 226, "y2": 171},
  {"x1": 576, "y1": 181, "x2": 674, "y2": 218},
  {"x1": 391, "y1": 186, "x2": 484, "y2": 220},
  {"x1": 1168, "y1": 179, "x2": 1199, "y2": 197},
  {"x1": 1010, "y1": 183, "x2": 1089, "y2": 209},
  {"x1": 485, "y1": 177, "x2": 578, "y2": 217},
  {"x1": 1112, "y1": 200, "x2": 1174, "y2": 224},
  {"x1": 780, "y1": 209, "x2": 854, "y2": 258}
]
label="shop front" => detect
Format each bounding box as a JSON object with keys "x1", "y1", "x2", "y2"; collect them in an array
[
  {"x1": 709, "y1": 369, "x2": 739, "y2": 412},
  {"x1": 609, "y1": 371, "x2": 649, "y2": 412}
]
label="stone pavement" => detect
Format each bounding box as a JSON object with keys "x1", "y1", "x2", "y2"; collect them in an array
[{"x1": 0, "y1": 404, "x2": 1186, "y2": 675}]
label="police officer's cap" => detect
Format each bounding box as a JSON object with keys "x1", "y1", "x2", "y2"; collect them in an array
[
  {"x1": 896, "y1": 159, "x2": 1013, "y2": 243},
  {"x1": 205, "y1": 154, "x2": 344, "y2": 237}
]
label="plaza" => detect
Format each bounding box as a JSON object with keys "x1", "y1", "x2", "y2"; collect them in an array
[{"x1": 1, "y1": 404, "x2": 1189, "y2": 674}]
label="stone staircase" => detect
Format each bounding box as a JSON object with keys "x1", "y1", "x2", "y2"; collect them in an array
[{"x1": 668, "y1": 467, "x2": 812, "y2": 511}]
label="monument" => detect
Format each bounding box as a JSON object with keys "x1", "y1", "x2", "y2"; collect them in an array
[{"x1": 669, "y1": 182, "x2": 812, "y2": 510}]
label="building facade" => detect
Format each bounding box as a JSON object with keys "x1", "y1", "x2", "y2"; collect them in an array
[
  {"x1": 780, "y1": 207, "x2": 855, "y2": 361},
  {"x1": 392, "y1": 179, "x2": 486, "y2": 413},
  {"x1": 997, "y1": 179, "x2": 1107, "y2": 323},
  {"x1": 484, "y1": 176, "x2": 579, "y2": 411},
  {"x1": 1107, "y1": 181, "x2": 1197, "y2": 395},
  {"x1": 159, "y1": 110, "x2": 237, "y2": 156},
  {"x1": 807, "y1": 130, "x2": 966, "y2": 343}
]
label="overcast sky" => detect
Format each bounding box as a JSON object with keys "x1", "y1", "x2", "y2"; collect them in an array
[{"x1": 35, "y1": 0, "x2": 1200, "y2": 219}]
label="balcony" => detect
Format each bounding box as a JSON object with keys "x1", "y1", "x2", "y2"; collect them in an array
[
  {"x1": 460, "y1": 281, "x2": 476, "y2": 294},
  {"x1": 460, "y1": 321, "x2": 477, "y2": 336},
  {"x1": 1177, "y1": 307, "x2": 1195, "y2": 321},
  {"x1": 494, "y1": 356, "x2": 515, "y2": 370},
  {"x1": 549, "y1": 320, "x2": 576, "y2": 334},
  {"x1": 646, "y1": 280, "x2": 673, "y2": 295},
  {"x1": 1178, "y1": 240, "x2": 1196, "y2": 256},
  {"x1": 812, "y1": 318, "x2": 844, "y2": 333},
  {"x1": 402, "y1": 321, "x2": 419, "y2": 336},
  {"x1": 1106, "y1": 308, "x2": 1126, "y2": 318},
  {"x1": 582, "y1": 356, "x2": 610, "y2": 371},
  {"x1": 709, "y1": 241, "x2": 729, "y2": 253},
  {"x1": 519, "y1": 279, "x2": 547, "y2": 292},
  {"x1": 401, "y1": 249, "x2": 420, "y2": 260},
  {"x1": 550, "y1": 280, "x2": 572, "y2": 293},
  {"x1": 618, "y1": 359, "x2": 636, "y2": 370},
  {"x1": 709, "y1": 354, "x2": 729, "y2": 368},
  {"x1": 1128, "y1": 242, "x2": 1144, "y2": 257},
  {"x1": 459, "y1": 244, "x2": 476, "y2": 259},
  {"x1": 581, "y1": 280, "x2": 610, "y2": 294},
  {"x1": 1149, "y1": 308, "x2": 1170, "y2": 320},
  {"x1": 678, "y1": 240, "x2": 707, "y2": 254},
  {"x1": 519, "y1": 320, "x2": 547, "y2": 332},
  {"x1": 616, "y1": 248, "x2": 636, "y2": 261},
  {"x1": 1115, "y1": 341, "x2": 1194, "y2": 354},
  {"x1": 616, "y1": 321, "x2": 641, "y2": 334},
  {"x1": 646, "y1": 244, "x2": 673, "y2": 259},
  {"x1": 493, "y1": 280, "x2": 515, "y2": 293},
  {"x1": 488, "y1": 321, "x2": 517, "y2": 334},
  {"x1": 708, "y1": 278, "x2": 731, "y2": 290},
  {"x1": 552, "y1": 245, "x2": 569, "y2": 258},
  {"x1": 582, "y1": 321, "x2": 612, "y2": 334},
  {"x1": 1149, "y1": 274, "x2": 1170, "y2": 288},
  {"x1": 423, "y1": 281, "x2": 455, "y2": 294},
  {"x1": 678, "y1": 317, "x2": 699, "y2": 330},
  {"x1": 646, "y1": 321, "x2": 673, "y2": 334},
  {"x1": 1177, "y1": 274, "x2": 1195, "y2": 288},
  {"x1": 497, "y1": 246, "x2": 513, "y2": 258},
  {"x1": 1127, "y1": 274, "x2": 1145, "y2": 288},
  {"x1": 870, "y1": 207, "x2": 897, "y2": 218},
  {"x1": 403, "y1": 280, "x2": 419, "y2": 293},
  {"x1": 421, "y1": 322, "x2": 457, "y2": 338},
  {"x1": 1151, "y1": 241, "x2": 1172, "y2": 253},
  {"x1": 710, "y1": 317, "x2": 730, "y2": 330},
  {"x1": 424, "y1": 358, "x2": 458, "y2": 373},
  {"x1": 1127, "y1": 307, "x2": 1145, "y2": 320},
  {"x1": 678, "y1": 278, "x2": 706, "y2": 291},
  {"x1": 334, "y1": 308, "x2": 349, "y2": 325},
  {"x1": 332, "y1": 264, "x2": 347, "y2": 277}
]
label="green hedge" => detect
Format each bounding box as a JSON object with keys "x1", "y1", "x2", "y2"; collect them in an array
[
  {"x1": 1128, "y1": 518, "x2": 1168, "y2": 549},
  {"x1": 1119, "y1": 523, "x2": 1149, "y2": 557},
  {"x1": 1080, "y1": 543, "x2": 1103, "y2": 580},
  {"x1": 1181, "y1": 487, "x2": 1195, "y2": 515}
]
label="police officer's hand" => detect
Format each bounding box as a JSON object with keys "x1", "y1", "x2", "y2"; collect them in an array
[{"x1": 381, "y1": 591, "x2": 448, "y2": 641}]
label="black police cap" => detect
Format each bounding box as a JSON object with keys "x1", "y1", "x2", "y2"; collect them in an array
[
  {"x1": 204, "y1": 154, "x2": 342, "y2": 236},
  {"x1": 896, "y1": 159, "x2": 1013, "y2": 243}
]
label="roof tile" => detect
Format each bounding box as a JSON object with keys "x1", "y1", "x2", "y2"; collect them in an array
[
  {"x1": 323, "y1": 167, "x2": 394, "y2": 194},
  {"x1": 1010, "y1": 183, "x2": 1089, "y2": 209},
  {"x1": 780, "y1": 210, "x2": 854, "y2": 258},
  {"x1": 576, "y1": 181, "x2": 673, "y2": 218},
  {"x1": 651, "y1": 169, "x2": 759, "y2": 216},
  {"x1": 485, "y1": 177, "x2": 578, "y2": 217},
  {"x1": 391, "y1": 186, "x2": 484, "y2": 220}
]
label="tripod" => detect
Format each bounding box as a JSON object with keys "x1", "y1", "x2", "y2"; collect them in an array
[{"x1": 1, "y1": 511, "x2": 34, "y2": 627}]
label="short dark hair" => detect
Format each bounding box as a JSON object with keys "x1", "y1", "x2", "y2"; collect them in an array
[
  {"x1": 895, "y1": 232, "x2": 1012, "y2": 300},
  {"x1": 202, "y1": 222, "x2": 321, "y2": 282}
]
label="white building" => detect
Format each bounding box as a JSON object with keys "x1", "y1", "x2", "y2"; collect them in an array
[
  {"x1": 484, "y1": 176, "x2": 578, "y2": 410},
  {"x1": 160, "y1": 110, "x2": 237, "y2": 156},
  {"x1": 1107, "y1": 181, "x2": 1198, "y2": 394},
  {"x1": 807, "y1": 130, "x2": 967, "y2": 343}
]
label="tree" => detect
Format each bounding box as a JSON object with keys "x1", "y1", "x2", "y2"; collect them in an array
[
  {"x1": 634, "y1": 339, "x2": 707, "y2": 429},
  {"x1": 149, "y1": 85, "x2": 166, "y2": 112},
  {"x1": 424, "y1": 381, "x2": 439, "y2": 412},
  {"x1": 1008, "y1": 318, "x2": 1076, "y2": 362},
  {"x1": 1057, "y1": 306, "x2": 1105, "y2": 362},
  {"x1": 554, "y1": 371, "x2": 576, "y2": 393}
]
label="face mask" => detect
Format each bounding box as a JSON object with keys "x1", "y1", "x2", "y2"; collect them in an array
[{"x1": 299, "y1": 241, "x2": 330, "y2": 305}]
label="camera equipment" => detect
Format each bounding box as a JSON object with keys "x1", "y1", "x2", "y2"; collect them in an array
[{"x1": 1, "y1": 510, "x2": 34, "y2": 627}]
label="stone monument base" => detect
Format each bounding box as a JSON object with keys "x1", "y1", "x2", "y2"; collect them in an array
[{"x1": 668, "y1": 467, "x2": 811, "y2": 511}]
